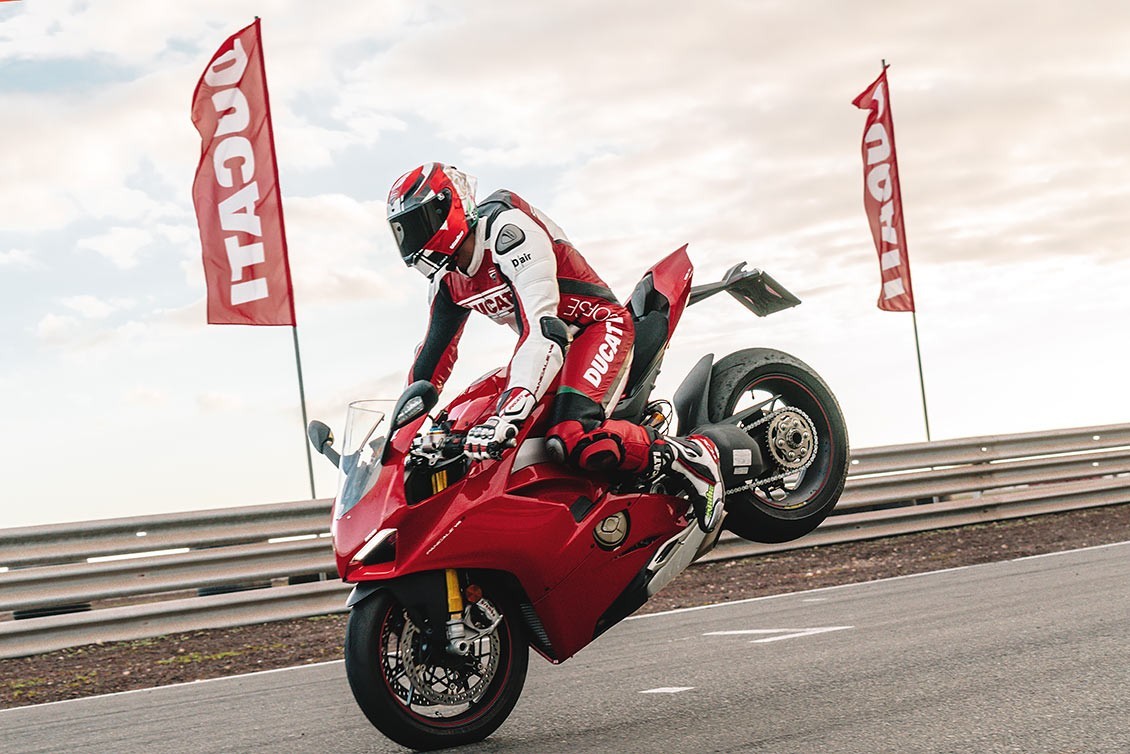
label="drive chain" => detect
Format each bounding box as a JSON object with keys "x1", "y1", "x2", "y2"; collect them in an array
[{"x1": 725, "y1": 406, "x2": 819, "y2": 496}]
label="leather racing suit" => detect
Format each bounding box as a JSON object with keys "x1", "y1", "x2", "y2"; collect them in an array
[{"x1": 408, "y1": 189, "x2": 654, "y2": 473}]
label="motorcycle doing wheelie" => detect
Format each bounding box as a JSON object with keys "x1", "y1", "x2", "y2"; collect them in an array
[{"x1": 307, "y1": 246, "x2": 849, "y2": 750}]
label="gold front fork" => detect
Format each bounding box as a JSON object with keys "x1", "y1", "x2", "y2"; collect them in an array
[
  {"x1": 445, "y1": 568, "x2": 464, "y2": 615},
  {"x1": 444, "y1": 568, "x2": 469, "y2": 655}
]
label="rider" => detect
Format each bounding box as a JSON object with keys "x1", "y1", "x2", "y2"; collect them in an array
[{"x1": 387, "y1": 163, "x2": 724, "y2": 532}]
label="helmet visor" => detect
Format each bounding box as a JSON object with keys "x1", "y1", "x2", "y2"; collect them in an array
[{"x1": 389, "y1": 190, "x2": 453, "y2": 266}]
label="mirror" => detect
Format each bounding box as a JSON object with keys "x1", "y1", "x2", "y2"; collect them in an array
[
  {"x1": 307, "y1": 420, "x2": 341, "y2": 468},
  {"x1": 390, "y1": 380, "x2": 439, "y2": 431}
]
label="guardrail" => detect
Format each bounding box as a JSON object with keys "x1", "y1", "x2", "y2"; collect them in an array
[{"x1": 2, "y1": 423, "x2": 1128, "y2": 659}]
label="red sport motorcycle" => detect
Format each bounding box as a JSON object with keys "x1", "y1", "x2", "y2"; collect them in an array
[{"x1": 307, "y1": 246, "x2": 849, "y2": 750}]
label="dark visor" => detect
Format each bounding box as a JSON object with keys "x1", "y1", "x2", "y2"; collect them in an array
[{"x1": 389, "y1": 190, "x2": 452, "y2": 264}]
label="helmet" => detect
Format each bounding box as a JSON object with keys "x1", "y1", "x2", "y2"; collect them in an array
[{"x1": 387, "y1": 163, "x2": 478, "y2": 278}]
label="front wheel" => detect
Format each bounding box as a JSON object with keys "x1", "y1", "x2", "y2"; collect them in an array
[
  {"x1": 344, "y1": 588, "x2": 528, "y2": 750},
  {"x1": 708, "y1": 348, "x2": 849, "y2": 544}
]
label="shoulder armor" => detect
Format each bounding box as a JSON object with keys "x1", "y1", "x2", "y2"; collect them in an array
[
  {"x1": 476, "y1": 190, "x2": 514, "y2": 239},
  {"x1": 495, "y1": 223, "x2": 526, "y2": 255}
]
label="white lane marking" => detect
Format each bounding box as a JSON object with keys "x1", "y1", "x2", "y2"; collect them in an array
[
  {"x1": 1010, "y1": 539, "x2": 1130, "y2": 562},
  {"x1": 801, "y1": 598, "x2": 827, "y2": 602},
  {"x1": 640, "y1": 687, "x2": 694, "y2": 694},
  {"x1": 705, "y1": 626, "x2": 854, "y2": 643},
  {"x1": 628, "y1": 539, "x2": 1130, "y2": 622},
  {"x1": 0, "y1": 660, "x2": 345, "y2": 713}
]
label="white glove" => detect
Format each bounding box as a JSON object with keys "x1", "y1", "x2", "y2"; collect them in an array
[
  {"x1": 465, "y1": 387, "x2": 535, "y2": 461},
  {"x1": 465, "y1": 416, "x2": 519, "y2": 461}
]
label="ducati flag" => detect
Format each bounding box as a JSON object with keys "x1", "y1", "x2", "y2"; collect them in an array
[
  {"x1": 192, "y1": 19, "x2": 296, "y2": 326},
  {"x1": 852, "y1": 68, "x2": 915, "y2": 312}
]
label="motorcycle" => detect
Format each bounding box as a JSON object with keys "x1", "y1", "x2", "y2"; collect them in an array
[{"x1": 307, "y1": 246, "x2": 849, "y2": 750}]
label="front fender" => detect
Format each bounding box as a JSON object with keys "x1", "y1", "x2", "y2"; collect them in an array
[
  {"x1": 346, "y1": 582, "x2": 385, "y2": 608},
  {"x1": 345, "y1": 571, "x2": 450, "y2": 633}
]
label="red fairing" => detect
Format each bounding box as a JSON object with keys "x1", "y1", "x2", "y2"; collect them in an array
[
  {"x1": 645, "y1": 245, "x2": 694, "y2": 339},
  {"x1": 332, "y1": 367, "x2": 691, "y2": 663}
]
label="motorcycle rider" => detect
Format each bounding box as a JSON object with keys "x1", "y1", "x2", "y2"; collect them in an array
[{"x1": 387, "y1": 163, "x2": 723, "y2": 532}]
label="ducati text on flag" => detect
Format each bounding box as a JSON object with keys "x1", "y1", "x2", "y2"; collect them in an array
[
  {"x1": 191, "y1": 19, "x2": 295, "y2": 326},
  {"x1": 853, "y1": 69, "x2": 915, "y2": 313}
]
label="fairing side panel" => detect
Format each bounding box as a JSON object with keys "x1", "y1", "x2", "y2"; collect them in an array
[
  {"x1": 646, "y1": 245, "x2": 694, "y2": 338},
  {"x1": 529, "y1": 491, "x2": 687, "y2": 660}
]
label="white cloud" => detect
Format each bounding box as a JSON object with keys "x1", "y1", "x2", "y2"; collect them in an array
[
  {"x1": 77, "y1": 226, "x2": 153, "y2": 269},
  {"x1": 0, "y1": 248, "x2": 36, "y2": 267},
  {"x1": 34, "y1": 312, "x2": 80, "y2": 343},
  {"x1": 60, "y1": 295, "x2": 136, "y2": 319},
  {"x1": 0, "y1": 3, "x2": 420, "y2": 236},
  {"x1": 284, "y1": 193, "x2": 409, "y2": 306},
  {"x1": 125, "y1": 385, "x2": 170, "y2": 408},
  {"x1": 196, "y1": 390, "x2": 244, "y2": 413}
]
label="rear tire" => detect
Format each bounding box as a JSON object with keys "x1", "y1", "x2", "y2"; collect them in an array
[
  {"x1": 708, "y1": 348, "x2": 849, "y2": 543},
  {"x1": 345, "y1": 588, "x2": 528, "y2": 750}
]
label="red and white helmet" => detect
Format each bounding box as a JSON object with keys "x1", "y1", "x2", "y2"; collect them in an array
[{"x1": 387, "y1": 163, "x2": 478, "y2": 278}]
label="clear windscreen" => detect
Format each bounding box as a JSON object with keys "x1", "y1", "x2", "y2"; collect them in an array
[{"x1": 335, "y1": 399, "x2": 395, "y2": 519}]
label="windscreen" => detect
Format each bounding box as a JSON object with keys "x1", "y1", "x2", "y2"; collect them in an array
[{"x1": 335, "y1": 399, "x2": 395, "y2": 519}]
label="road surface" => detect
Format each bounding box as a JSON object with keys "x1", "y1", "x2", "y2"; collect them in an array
[{"x1": 4, "y1": 541, "x2": 1128, "y2": 753}]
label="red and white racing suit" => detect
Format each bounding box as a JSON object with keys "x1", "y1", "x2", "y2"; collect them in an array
[{"x1": 409, "y1": 190, "x2": 654, "y2": 472}]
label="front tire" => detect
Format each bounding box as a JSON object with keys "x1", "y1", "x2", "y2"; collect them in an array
[
  {"x1": 345, "y1": 588, "x2": 528, "y2": 750},
  {"x1": 708, "y1": 348, "x2": 849, "y2": 543}
]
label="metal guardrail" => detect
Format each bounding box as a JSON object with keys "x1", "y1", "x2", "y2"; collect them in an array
[
  {"x1": 703, "y1": 474, "x2": 1130, "y2": 563},
  {"x1": 1, "y1": 423, "x2": 1128, "y2": 659},
  {"x1": 0, "y1": 498, "x2": 332, "y2": 569}
]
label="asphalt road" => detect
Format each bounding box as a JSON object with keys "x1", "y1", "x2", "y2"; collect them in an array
[{"x1": 4, "y1": 541, "x2": 1129, "y2": 754}]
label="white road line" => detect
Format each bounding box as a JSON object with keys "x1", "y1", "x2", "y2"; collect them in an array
[
  {"x1": 629, "y1": 539, "x2": 1130, "y2": 622},
  {"x1": 0, "y1": 660, "x2": 345, "y2": 713},
  {"x1": 640, "y1": 687, "x2": 694, "y2": 694},
  {"x1": 1009, "y1": 539, "x2": 1130, "y2": 562},
  {"x1": 705, "y1": 626, "x2": 854, "y2": 643}
]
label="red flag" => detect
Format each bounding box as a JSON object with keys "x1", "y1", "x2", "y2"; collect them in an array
[
  {"x1": 192, "y1": 19, "x2": 295, "y2": 326},
  {"x1": 852, "y1": 68, "x2": 915, "y2": 313}
]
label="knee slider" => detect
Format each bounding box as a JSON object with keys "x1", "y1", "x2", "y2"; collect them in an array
[
  {"x1": 546, "y1": 420, "x2": 584, "y2": 465},
  {"x1": 546, "y1": 435, "x2": 568, "y2": 464},
  {"x1": 539, "y1": 316, "x2": 570, "y2": 349}
]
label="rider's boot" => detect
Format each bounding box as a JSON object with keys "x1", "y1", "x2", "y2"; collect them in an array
[{"x1": 648, "y1": 435, "x2": 725, "y2": 533}]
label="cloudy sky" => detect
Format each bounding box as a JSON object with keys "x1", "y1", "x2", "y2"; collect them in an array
[{"x1": 1, "y1": 0, "x2": 1127, "y2": 529}]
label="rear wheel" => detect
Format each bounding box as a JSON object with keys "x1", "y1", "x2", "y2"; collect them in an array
[
  {"x1": 345, "y1": 588, "x2": 528, "y2": 750},
  {"x1": 708, "y1": 348, "x2": 849, "y2": 543}
]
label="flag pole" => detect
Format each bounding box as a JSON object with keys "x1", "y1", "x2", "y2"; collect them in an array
[
  {"x1": 911, "y1": 309, "x2": 931, "y2": 441},
  {"x1": 255, "y1": 16, "x2": 317, "y2": 498},
  {"x1": 292, "y1": 325, "x2": 317, "y2": 498},
  {"x1": 882, "y1": 58, "x2": 932, "y2": 442}
]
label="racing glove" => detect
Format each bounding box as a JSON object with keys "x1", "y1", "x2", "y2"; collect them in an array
[{"x1": 465, "y1": 387, "x2": 536, "y2": 461}]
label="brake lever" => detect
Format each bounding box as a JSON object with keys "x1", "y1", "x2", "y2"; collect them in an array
[{"x1": 486, "y1": 437, "x2": 518, "y2": 460}]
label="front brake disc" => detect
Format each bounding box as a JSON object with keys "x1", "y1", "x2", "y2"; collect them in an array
[{"x1": 399, "y1": 601, "x2": 501, "y2": 706}]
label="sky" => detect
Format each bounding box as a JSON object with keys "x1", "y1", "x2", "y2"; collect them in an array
[{"x1": 1, "y1": 0, "x2": 1128, "y2": 529}]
